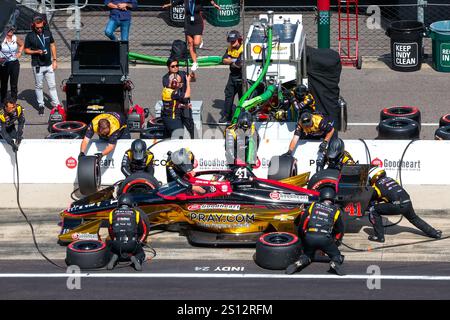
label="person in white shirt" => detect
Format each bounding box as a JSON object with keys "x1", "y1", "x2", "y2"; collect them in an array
[{"x1": 0, "y1": 25, "x2": 24, "y2": 103}]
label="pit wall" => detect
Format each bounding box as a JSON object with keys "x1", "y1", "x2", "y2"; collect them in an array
[{"x1": 1, "y1": 139, "x2": 449, "y2": 185}]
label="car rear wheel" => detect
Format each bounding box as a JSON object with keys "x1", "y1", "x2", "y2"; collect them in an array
[
  {"x1": 65, "y1": 240, "x2": 109, "y2": 269},
  {"x1": 117, "y1": 172, "x2": 159, "y2": 195},
  {"x1": 255, "y1": 232, "x2": 302, "y2": 270},
  {"x1": 307, "y1": 168, "x2": 340, "y2": 191},
  {"x1": 267, "y1": 155, "x2": 298, "y2": 180}
]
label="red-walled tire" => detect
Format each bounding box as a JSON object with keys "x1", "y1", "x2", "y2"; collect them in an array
[
  {"x1": 65, "y1": 240, "x2": 108, "y2": 269},
  {"x1": 307, "y1": 169, "x2": 340, "y2": 191},
  {"x1": 117, "y1": 172, "x2": 159, "y2": 195},
  {"x1": 255, "y1": 232, "x2": 302, "y2": 270},
  {"x1": 52, "y1": 121, "x2": 87, "y2": 135},
  {"x1": 439, "y1": 114, "x2": 450, "y2": 128},
  {"x1": 380, "y1": 106, "x2": 421, "y2": 125},
  {"x1": 435, "y1": 126, "x2": 450, "y2": 140}
]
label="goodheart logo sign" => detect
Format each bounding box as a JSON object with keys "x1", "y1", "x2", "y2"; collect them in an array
[{"x1": 371, "y1": 158, "x2": 383, "y2": 167}]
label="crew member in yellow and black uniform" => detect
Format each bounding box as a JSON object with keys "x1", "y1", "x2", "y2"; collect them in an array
[
  {"x1": 220, "y1": 30, "x2": 243, "y2": 124},
  {"x1": 286, "y1": 187, "x2": 345, "y2": 276},
  {"x1": 161, "y1": 59, "x2": 192, "y2": 138},
  {"x1": 79, "y1": 111, "x2": 130, "y2": 160},
  {"x1": 121, "y1": 139, "x2": 154, "y2": 177},
  {"x1": 0, "y1": 98, "x2": 25, "y2": 152},
  {"x1": 317, "y1": 137, "x2": 355, "y2": 172}
]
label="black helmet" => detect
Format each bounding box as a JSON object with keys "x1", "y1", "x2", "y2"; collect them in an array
[
  {"x1": 227, "y1": 30, "x2": 242, "y2": 43},
  {"x1": 170, "y1": 148, "x2": 195, "y2": 174},
  {"x1": 118, "y1": 193, "x2": 134, "y2": 207},
  {"x1": 237, "y1": 112, "x2": 251, "y2": 130},
  {"x1": 319, "y1": 187, "x2": 336, "y2": 202},
  {"x1": 299, "y1": 111, "x2": 313, "y2": 127},
  {"x1": 294, "y1": 85, "x2": 308, "y2": 100},
  {"x1": 131, "y1": 139, "x2": 147, "y2": 161},
  {"x1": 326, "y1": 138, "x2": 345, "y2": 160}
]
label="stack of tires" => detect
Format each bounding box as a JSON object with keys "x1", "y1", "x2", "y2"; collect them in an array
[
  {"x1": 46, "y1": 121, "x2": 87, "y2": 139},
  {"x1": 377, "y1": 106, "x2": 421, "y2": 139},
  {"x1": 435, "y1": 114, "x2": 450, "y2": 140}
]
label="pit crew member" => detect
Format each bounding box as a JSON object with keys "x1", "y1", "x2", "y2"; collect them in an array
[
  {"x1": 0, "y1": 98, "x2": 24, "y2": 152},
  {"x1": 317, "y1": 137, "x2": 355, "y2": 172},
  {"x1": 367, "y1": 167, "x2": 442, "y2": 243},
  {"x1": 121, "y1": 139, "x2": 154, "y2": 177}
]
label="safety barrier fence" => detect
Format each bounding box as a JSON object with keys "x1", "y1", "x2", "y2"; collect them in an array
[
  {"x1": 1, "y1": 138, "x2": 450, "y2": 184},
  {"x1": 13, "y1": 2, "x2": 450, "y2": 62}
]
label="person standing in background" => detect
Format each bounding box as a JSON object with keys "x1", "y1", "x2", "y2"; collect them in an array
[
  {"x1": 104, "y1": 0, "x2": 138, "y2": 41},
  {"x1": 24, "y1": 15, "x2": 60, "y2": 116},
  {"x1": 0, "y1": 24, "x2": 24, "y2": 104}
]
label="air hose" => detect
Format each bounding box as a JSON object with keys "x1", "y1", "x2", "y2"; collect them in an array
[{"x1": 128, "y1": 52, "x2": 222, "y2": 67}]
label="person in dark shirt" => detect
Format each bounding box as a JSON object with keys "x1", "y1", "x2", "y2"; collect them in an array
[
  {"x1": 121, "y1": 139, "x2": 155, "y2": 177},
  {"x1": 162, "y1": 0, "x2": 221, "y2": 73},
  {"x1": 104, "y1": 0, "x2": 138, "y2": 41},
  {"x1": 79, "y1": 112, "x2": 130, "y2": 160},
  {"x1": 0, "y1": 98, "x2": 24, "y2": 152},
  {"x1": 219, "y1": 30, "x2": 243, "y2": 124},
  {"x1": 24, "y1": 15, "x2": 60, "y2": 116}
]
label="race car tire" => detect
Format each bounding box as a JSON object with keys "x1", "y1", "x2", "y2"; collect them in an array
[
  {"x1": 255, "y1": 232, "x2": 302, "y2": 270},
  {"x1": 45, "y1": 132, "x2": 82, "y2": 139},
  {"x1": 267, "y1": 155, "x2": 298, "y2": 181},
  {"x1": 52, "y1": 121, "x2": 87, "y2": 135},
  {"x1": 380, "y1": 106, "x2": 421, "y2": 124},
  {"x1": 77, "y1": 155, "x2": 101, "y2": 196},
  {"x1": 435, "y1": 126, "x2": 450, "y2": 140},
  {"x1": 117, "y1": 171, "x2": 159, "y2": 195},
  {"x1": 65, "y1": 240, "x2": 108, "y2": 269},
  {"x1": 307, "y1": 169, "x2": 340, "y2": 191},
  {"x1": 377, "y1": 118, "x2": 420, "y2": 140},
  {"x1": 439, "y1": 114, "x2": 450, "y2": 128}
]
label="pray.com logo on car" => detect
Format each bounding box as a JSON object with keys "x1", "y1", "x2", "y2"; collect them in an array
[{"x1": 371, "y1": 157, "x2": 421, "y2": 171}]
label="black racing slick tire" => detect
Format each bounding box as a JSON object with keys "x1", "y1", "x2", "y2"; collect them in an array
[
  {"x1": 255, "y1": 232, "x2": 302, "y2": 270},
  {"x1": 77, "y1": 155, "x2": 101, "y2": 196},
  {"x1": 267, "y1": 155, "x2": 298, "y2": 181},
  {"x1": 435, "y1": 126, "x2": 450, "y2": 140},
  {"x1": 380, "y1": 106, "x2": 421, "y2": 124},
  {"x1": 439, "y1": 114, "x2": 450, "y2": 128},
  {"x1": 45, "y1": 132, "x2": 82, "y2": 139},
  {"x1": 117, "y1": 172, "x2": 159, "y2": 195},
  {"x1": 377, "y1": 118, "x2": 420, "y2": 140},
  {"x1": 307, "y1": 169, "x2": 340, "y2": 191},
  {"x1": 65, "y1": 240, "x2": 108, "y2": 269},
  {"x1": 52, "y1": 121, "x2": 87, "y2": 135}
]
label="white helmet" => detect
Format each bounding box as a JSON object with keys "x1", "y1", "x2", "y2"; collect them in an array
[{"x1": 368, "y1": 166, "x2": 386, "y2": 185}]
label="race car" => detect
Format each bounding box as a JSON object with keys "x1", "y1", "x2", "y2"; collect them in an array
[{"x1": 58, "y1": 158, "x2": 374, "y2": 246}]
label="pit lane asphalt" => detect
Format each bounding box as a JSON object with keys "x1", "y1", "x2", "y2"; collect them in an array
[{"x1": 1, "y1": 260, "x2": 450, "y2": 300}]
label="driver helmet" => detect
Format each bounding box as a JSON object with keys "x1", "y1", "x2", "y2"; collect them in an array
[
  {"x1": 237, "y1": 111, "x2": 251, "y2": 130},
  {"x1": 294, "y1": 84, "x2": 308, "y2": 101},
  {"x1": 298, "y1": 111, "x2": 313, "y2": 128},
  {"x1": 368, "y1": 167, "x2": 386, "y2": 185},
  {"x1": 326, "y1": 138, "x2": 345, "y2": 161},
  {"x1": 227, "y1": 30, "x2": 242, "y2": 43},
  {"x1": 130, "y1": 139, "x2": 147, "y2": 161},
  {"x1": 118, "y1": 193, "x2": 134, "y2": 208},
  {"x1": 319, "y1": 187, "x2": 336, "y2": 202},
  {"x1": 170, "y1": 148, "x2": 195, "y2": 174}
]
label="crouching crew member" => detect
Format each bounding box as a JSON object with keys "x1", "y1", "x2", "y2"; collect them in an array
[
  {"x1": 284, "y1": 111, "x2": 336, "y2": 169},
  {"x1": 166, "y1": 148, "x2": 207, "y2": 194},
  {"x1": 121, "y1": 139, "x2": 154, "y2": 177},
  {"x1": 317, "y1": 137, "x2": 355, "y2": 172},
  {"x1": 0, "y1": 98, "x2": 25, "y2": 152},
  {"x1": 367, "y1": 167, "x2": 442, "y2": 243},
  {"x1": 286, "y1": 187, "x2": 345, "y2": 276},
  {"x1": 225, "y1": 111, "x2": 259, "y2": 171},
  {"x1": 80, "y1": 112, "x2": 130, "y2": 160},
  {"x1": 107, "y1": 193, "x2": 146, "y2": 271}
]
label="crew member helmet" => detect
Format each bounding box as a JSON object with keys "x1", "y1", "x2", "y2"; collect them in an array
[
  {"x1": 299, "y1": 111, "x2": 313, "y2": 127},
  {"x1": 326, "y1": 138, "x2": 345, "y2": 160},
  {"x1": 227, "y1": 30, "x2": 242, "y2": 43},
  {"x1": 237, "y1": 112, "x2": 251, "y2": 130},
  {"x1": 368, "y1": 167, "x2": 386, "y2": 185},
  {"x1": 170, "y1": 148, "x2": 195, "y2": 174},
  {"x1": 294, "y1": 85, "x2": 308, "y2": 100},
  {"x1": 319, "y1": 187, "x2": 336, "y2": 202},
  {"x1": 131, "y1": 139, "x2": 147, "y2": 161},
  {"x1": 118, "y1": 193, "x2": 134, "y2": 208}
]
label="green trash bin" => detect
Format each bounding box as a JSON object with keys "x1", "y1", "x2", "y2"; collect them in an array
[
  {"x1": 205, "y1": 0, "x2": 241, "y2": 27},
  {"x1": 430, "y1": 20, "x2": 450, "y2": 72}
]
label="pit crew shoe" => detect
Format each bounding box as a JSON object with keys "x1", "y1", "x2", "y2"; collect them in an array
[
  {"x1": 107, "y1": 253, "x2": 119, "y2": 270},
  {"x1": 430, "y1": 230, "x2": 442, "y2": 239},
  {"x1": 328, "y1": 261, "x2": 345, "y2": 276},
  {"x1": 191, "y1": 62, "x2": 199, "y2": 72},
  {"x1": 130, "y1": 256, "x2": 142, "y2": 271},
  {"x1": 368, "y1": 235, "x2": 385, "y2": 243},
  {"x1": 285, "y1": 255, "x2": 311, "y2": 275}
]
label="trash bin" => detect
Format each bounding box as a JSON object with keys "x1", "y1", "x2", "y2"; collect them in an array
[
  {"x1": 169, "y1": 3, "x2": 185, "y2": 28},
  {"x1": 429, "y1": 20, "x2": 450, "y2": 73},
  {"x1": 205, "y1": 0, "x2": 240, "y2": 27},
  {"x1": 386, "y1": 20, "x2": 425, "y2": 72}
]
